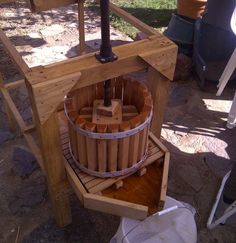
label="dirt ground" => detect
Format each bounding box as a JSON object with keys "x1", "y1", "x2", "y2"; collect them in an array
[{"x1": 0, "y1": 1, "x2": 236, "y2": 243}]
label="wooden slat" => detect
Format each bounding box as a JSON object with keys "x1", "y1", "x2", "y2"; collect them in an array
[
  {"x1": 137, "y1": 116, "x2": 148, "y2": 161},
  {"x1": 0, "y1": 87, "x2": 28, "y2": 131},
  {"x1": 128, "y1": 116, "x2": 141, "y2": 166},
  {"x1": 97, "y1": 124, "x2": 107, "y2": 172},
  {"x1": 107, "y1": 124, "x2": 119, "y2": 172},
  {"x1": 28, "y1": 0, "x2": 77, "y2": 12},
  {"x1": 68, "y1": 112, "x2": 78, "y2": 160},
  {"x1": 84, "y1": 193, "x2": 148, "y2": 220},
  {"x1": 85, "y1": 122, "x2": 97, "y2": 171},
  {"x1": 5, "y1": 79, "x2": 25, "y2": 89},
  {"x1": 118, "y1": 122, "x2": 130, "y2": 170},
  {"x1": 149, "y1": 131, "x2": 169, "y2": 153},
  {"x1": 107, "y1": 1, "x2": 160, "y2": 37},
  {"x1": 75, "y1": 117, "x2": 87, "y2": 166},
  {"x1": 0, "y1": 29, "x2": 30, "y2": 74},
  {"x1": 64, "y1": 159, "x2": 87, "y2": 203},
  {"x1": 27, "y1": 36, "x2": 175, "y2": 86},
  {"x1": 0, "y1": 74, "x2": 16, "y2": 131}
]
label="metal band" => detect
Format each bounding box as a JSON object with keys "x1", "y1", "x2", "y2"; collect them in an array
[
  {"x1": 64, "y1": 98, "x2": 153, "y2": 140},
  {"x1": 69, "y1": 142, "x2": 147, "y2": 178}
]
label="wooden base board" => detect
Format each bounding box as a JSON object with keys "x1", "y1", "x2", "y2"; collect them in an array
[{"x1": 61, "y1": 130, "x2": 168, "y2": 216}]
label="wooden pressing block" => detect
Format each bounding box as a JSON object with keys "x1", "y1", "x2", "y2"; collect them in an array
[
  {"x1": 96, "y1": 99, "x2": 120, "y2": 117},
  {"x1": 92, "y1": 99, "x2": 122, "y2": 124}
]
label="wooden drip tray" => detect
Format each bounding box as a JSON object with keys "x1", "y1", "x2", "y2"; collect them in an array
[{"x1": 61, "y1": 130, "x2": 170, "y2": 220}]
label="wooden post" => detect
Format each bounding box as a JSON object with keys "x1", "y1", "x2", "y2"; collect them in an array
[
  {"x1": 0, "y1": 74, "x2": 16, "y2": 131},
  {"x1": 78, "y1": 0, "x2": 86, "y2": 55},
  {"x1": 147, "y1": 67, "x2": 170, "y2": 138},
  {"x1": 26, "y1": 81, "x2": 72, "y2": 227}
]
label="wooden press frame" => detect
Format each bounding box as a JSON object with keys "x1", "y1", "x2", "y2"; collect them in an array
[{"x1": 0, "y1": 0, "x2": 177, "y2": 227}]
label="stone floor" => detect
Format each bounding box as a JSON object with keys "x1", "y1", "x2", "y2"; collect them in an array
[{"x1": 0, "y1": 1, "x2": 236, "y2": 242}]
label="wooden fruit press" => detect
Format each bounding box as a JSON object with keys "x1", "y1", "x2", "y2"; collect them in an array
[{"x1": 0, "y1": 0, "x2": 178, "y2": 227}]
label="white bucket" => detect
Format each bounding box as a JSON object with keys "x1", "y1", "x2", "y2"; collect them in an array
[{"x1": 110, "y1": 196, "x2": 197, "y2": 243}]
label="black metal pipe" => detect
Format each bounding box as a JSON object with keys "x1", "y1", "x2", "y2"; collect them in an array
[
  {"x1": 96, "y1": 0, "x2": 117, "y2": 63},
  {"x1": 95, "y1": 0, "x2": 118, "y2": 107},
  {"x1": 100, "y1": 0, "x2": 112, "y2": 60},
  {"x1": 103, "y1": 79, "x2": 111, "y2": 106}
]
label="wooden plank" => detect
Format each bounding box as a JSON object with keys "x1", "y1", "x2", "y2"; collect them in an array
[
  {"x1": 0, "y1": 75, "x2": 16, "y2": 131},
  {"x1": 139, "y1": 47, "x2": 178, "y2": 80},
  {"x1": 0, "y1": 87, "x2": 27, "y2": 131},
  {"x1": 158, "y1": 152, "x2": 170, "y2": 209},
  {"x1": 27, "y1": 36, "x2": 175, "y2": 86},
  {"x1": 97, "y1": 124, "x2": 107, "y2": 172},
  {"x1": 26, "y1": 76, "x2": 72, "y2": 227},
  {"x1": 107, "y1": 124, "x2": 119, "y2": 172},
  {"x1": 149, "y1": 131, "x2": 169, "y2": 153},
  {"x1": 147, "y1": 67, "x2": 170, "y2": 138},
  {"x1": 64, "y1": 158, "x2": 87, "y2": 203},
  {"x1": 0, "y1": 29, "x2": 30, "y2": 74},
  {"x1": 85, "y1": 122, "x2": 97, "y2": 171},
  {"x1": 118, "y1": 122, "x2": 130, "y2": 170},
  {"x1": 107, "y1": 1, "x2": 160, "y2": 37},
  {"x1": 84, "y1": 193, "x2": 148, "y2": 220},
  {"x1": 5, "y1": 79, "x2": 25, "y2": 89},
  {"x1": 28, "y1": 0, "x2": 77, "y2": 12},
  {"x1": 38, "y1": 113, "x2": 72, "y2": 227},
  {"x1": 33, "y1": 72, "x2": 81, "y2": 124}
]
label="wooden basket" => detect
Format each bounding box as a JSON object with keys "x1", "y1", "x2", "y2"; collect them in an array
[{"x1": 64, "y1": 76, "x2": 153, "y2": 178}]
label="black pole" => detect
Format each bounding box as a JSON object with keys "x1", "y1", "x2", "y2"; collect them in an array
[
  {"x1": 95, "y1": 0, "x2": 118, "y2": 107},
  {"x1": 96, "y1": 0, "x2": 117, "y2": 63}
]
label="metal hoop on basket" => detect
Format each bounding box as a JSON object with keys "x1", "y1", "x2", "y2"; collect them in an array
[
  {"x1": 64, "y1": 97, "x2": 153, "y2": 140},
  {"x1": 69, "y1": 142, "x2": 148, "y2": 178}
]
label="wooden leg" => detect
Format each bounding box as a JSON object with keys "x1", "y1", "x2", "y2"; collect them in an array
[
  {"x1": 37, "y1": 113, "x2": 72, "y2": 227},
  {"x1": 147, "y1": 67, "x2": 170, "y2": 138},
  {"x1": 0, "y1": 74, "x2": 16, "y2": 131},
  {"x1": 78, "y1": 0, "x2": 86, "y2": 55}
]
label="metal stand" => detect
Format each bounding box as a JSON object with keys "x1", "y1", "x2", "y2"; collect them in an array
[{"x1": 207, "y1": 171, "x2": 236, "y2": 229}]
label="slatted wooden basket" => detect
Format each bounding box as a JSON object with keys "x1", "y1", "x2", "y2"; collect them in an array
[{"x1": 64, "y1": 76, "x2": 153, "y2": 177}]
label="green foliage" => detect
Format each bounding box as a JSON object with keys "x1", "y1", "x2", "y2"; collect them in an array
[{"x1": 89, "y1": 0, "x2": 176, "y2": 38}]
